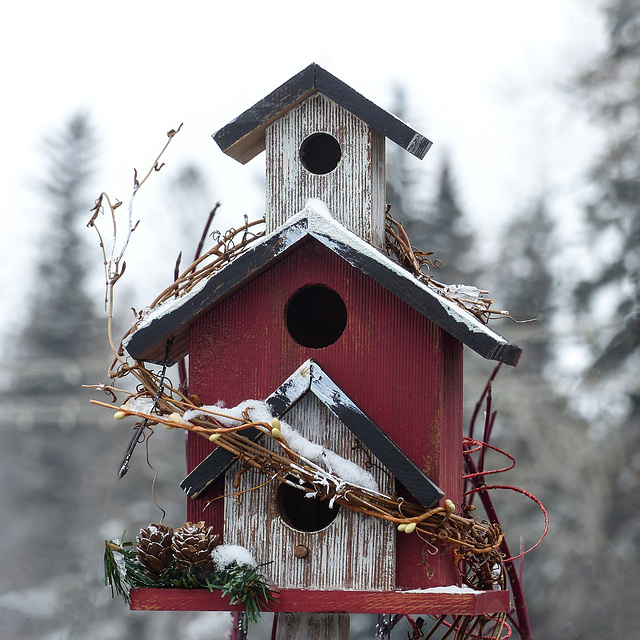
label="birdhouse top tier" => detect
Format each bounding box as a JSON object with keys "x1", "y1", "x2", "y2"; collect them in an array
[{"x1": 213, "y1": 63, "x2": 432, "y2": 247}]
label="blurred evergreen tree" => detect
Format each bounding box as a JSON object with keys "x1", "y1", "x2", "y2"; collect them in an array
[
  {"x1": 168, "y1": 164, "x2": 213, "y2": 222},
  {"x1": 422, "y1": 156, "x2": 474, "y2": 285},
  {"x1": 566, "y1": 1, "x2": 640, "y2": 636},
  {"x1": 22, "y1": 112, "x2": 102, "y2": 365},
  {"x1": 386, "y1": 87, "x2": 476, "y2": 285},
  {"x1": 0, "y1": 113, "x2": 190, "y2": 638},
  {"x1": 0, "y1": 113, "x2": 103, "y2": 634},
  {"x1": 494, "y1": 198, "x2": 555, "y2": 374},
  {"x1": 575, "y1": 0, "x2": 640, "y2": 367},
  {"x1": 1, "y1": 112, "x2": 106, "y2": 583},
  {"x1": 164, "y1": 162, "x2": 217, "y2": 254}
]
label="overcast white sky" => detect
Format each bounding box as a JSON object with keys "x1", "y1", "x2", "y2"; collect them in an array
[{"x1": 1, "y1": 0, "x2": 605, "y2": 342}]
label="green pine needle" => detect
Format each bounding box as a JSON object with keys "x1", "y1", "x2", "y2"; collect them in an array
[{"x1": 104, "y1": 536, "x2": 279, "y2": 624}]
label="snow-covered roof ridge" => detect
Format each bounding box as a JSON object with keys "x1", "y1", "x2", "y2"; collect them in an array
[
  {"x1": 180, "y1": 358, "x2": 444, "y2": 508},
  {"x1": 123, "y1": 200, "x2": 520, "y2": 366}
]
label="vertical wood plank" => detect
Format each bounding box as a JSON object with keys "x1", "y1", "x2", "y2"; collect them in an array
[
  {"x1": 223, "y1": 393, "x2": 395, "y2": 590},
  {"x1": 266, "y1": 93, "x2": 386, "y2": 248},
  {"x1": 275, "y1": 613, "x2": 349, "y2": 640}
]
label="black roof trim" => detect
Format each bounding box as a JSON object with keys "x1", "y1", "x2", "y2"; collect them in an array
[
  {"x1": 181, "y1": 360, "x2": 444, "y2": 509},
  {"x1": 213, "y1": 63, "x2": 432, "y2": 164}
]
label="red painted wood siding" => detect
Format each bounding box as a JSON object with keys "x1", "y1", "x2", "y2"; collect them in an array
[
  {"x1": 131, "y1": 587, "x2": 510, "y2": 615},
  {"x1": 187, "y1": 238, "x2": 463, "y2": 588}
]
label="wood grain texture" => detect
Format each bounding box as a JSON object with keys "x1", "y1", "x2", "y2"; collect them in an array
[
  {"x1": 223, "y1": 392, "x2": 396, "y2": 591},
  {"x1": 274, "y1": 613, "x2": 349, "y2": 640},
  {"x1": 130, "y1": 588, "x2": 511, "y2": 615},
  {"x1": 266, "y1": 93, "x2": 386, "y2": 248}
]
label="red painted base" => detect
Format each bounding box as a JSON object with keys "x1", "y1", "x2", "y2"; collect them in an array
[{"x1": 130, "y1": 588, "x2": 510, "y2": 616}]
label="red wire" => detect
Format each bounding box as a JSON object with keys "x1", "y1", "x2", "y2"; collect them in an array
[
  {"x1": 462, "y1": 437, "x2": 516, "y2": 478},
  {"x1": 463, "y1": 484, "x2": 549, "y2": 561},
  {"x1": 421, "y1": 614, "x2": 512, "y2": 639}
]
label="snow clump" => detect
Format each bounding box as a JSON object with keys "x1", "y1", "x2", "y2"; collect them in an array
[{"x1": 211, "y1": 544, "x2": 257, "y2": 571}]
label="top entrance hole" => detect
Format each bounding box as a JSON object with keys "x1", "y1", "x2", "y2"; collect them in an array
[{"x1": 299, "y1": 133, "x2": 342, "y2": 175}]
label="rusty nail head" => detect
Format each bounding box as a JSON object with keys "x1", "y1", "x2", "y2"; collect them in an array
[{"x1": 294, "y1": 544, "x2": 309, "y2": 558}]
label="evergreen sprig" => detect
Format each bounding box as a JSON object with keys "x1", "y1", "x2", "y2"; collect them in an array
[
  {"x1": 104, "y1": 533, "x2": 136, "y2": 602},
  {"x1": 205, "y1": 562, "x2": 279, "y2": 624},
  {"x1": 104, "y1": 535, "x2": 278, "y2": 622}
]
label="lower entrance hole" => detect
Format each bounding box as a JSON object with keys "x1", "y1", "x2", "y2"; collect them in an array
[{"x1": 276, "y1": 478, "x2": 340, "y2": 532}]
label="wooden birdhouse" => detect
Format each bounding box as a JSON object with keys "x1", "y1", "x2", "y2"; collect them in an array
[{"x1": 125, "y1": 64, "x2": 520, "y2": 622}]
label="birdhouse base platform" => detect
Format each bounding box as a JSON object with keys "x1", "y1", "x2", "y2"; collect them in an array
[{"x1": 130, "y1": 587, "x2": 510, "y2": 615}]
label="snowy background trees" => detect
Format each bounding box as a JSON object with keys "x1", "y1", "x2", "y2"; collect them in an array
[{"x1": 2, "y1": 0, "x2": 640, "y2": 638}]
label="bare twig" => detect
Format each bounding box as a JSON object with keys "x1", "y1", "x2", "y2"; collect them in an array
[{"x1": 87, "y1": 124, "x2": 183, "y2": 365}]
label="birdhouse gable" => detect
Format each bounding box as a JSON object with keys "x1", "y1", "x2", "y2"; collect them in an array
[
  {"x1": 265, "y1": 92, "x2": 387, "y2": 244},
  {"x1": 124, "y1": 201, "x2": 522, "y2": 366},
  {"x1": 181, "y1": 359, "x2": 444, "y2": 509},
  {"x1": 214, "y1": 63, "x2": 432, "y2": 165}
]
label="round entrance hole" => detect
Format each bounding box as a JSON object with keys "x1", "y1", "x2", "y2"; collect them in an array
[
  {"x1": 286, "y1": 284, "x2": 347, "y2": 349},
  {"x1": 276, "y1": 479, "x2": 340, "y2": 532},
  {"x1": 299, "y1": 132, "x2": 342, "y2": 174}
]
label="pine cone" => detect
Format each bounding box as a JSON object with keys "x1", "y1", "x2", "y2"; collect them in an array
[
  {"x1": 136, "y1": 523, "x2": 174, "y2": 576},
  {"x1": 172, "y1": 521, "x2": 219, "y2": 572}
]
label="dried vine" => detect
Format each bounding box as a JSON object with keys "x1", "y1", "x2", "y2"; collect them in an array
[
  {"x1": 92, "y1": 392, "x2": 506, "y2": 595},
  {"x1": 384, "y1": 209, "x2": 512, "y2": 324}
]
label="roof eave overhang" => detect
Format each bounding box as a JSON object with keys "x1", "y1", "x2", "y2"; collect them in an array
[
  {"x1": 213, "y1": 63, "x2": 432, "y2": 164},
  {"x1": 124, "y1": 206, "x2": 521, "y2": 367}
]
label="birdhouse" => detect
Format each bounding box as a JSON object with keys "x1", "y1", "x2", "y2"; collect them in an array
[{"x1": 124, "y1": 64, "x2": 520, "y2": 620}]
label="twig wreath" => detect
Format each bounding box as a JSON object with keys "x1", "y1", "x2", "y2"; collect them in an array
[{"x1": 88, "y1": 127, "x2": 546, "y2": 638}]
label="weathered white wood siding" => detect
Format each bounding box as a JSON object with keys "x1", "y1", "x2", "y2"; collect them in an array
[
  {"x1": 223, "y1": 392, "x2": 395, "y2": 590},
  {"x1": 266, "y1": 93, "x2": 386, "y2": 248},
  {"x1": 274, "y1": 613, "x2": 349, "y2": 640}
]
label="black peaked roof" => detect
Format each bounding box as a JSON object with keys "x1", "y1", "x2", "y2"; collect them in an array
[
  {"x1": 213, "y1": 63, "x2": 433, "y2": 164},
  {"x1": 181, "y1": 359, "x2": 444, "y2": 509},
  {"x1": 124, "y1": 204, "x2": 521, "y2": 366}
]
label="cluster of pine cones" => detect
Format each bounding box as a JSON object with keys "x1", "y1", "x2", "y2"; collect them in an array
[{"x1": 136, "y1": 521, "x2": 219, "y2": 575}]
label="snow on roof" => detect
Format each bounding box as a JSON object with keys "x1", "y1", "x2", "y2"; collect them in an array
[
  {"x1": 180, "y1": 359, "x2": 444, "y2": 508},
  {"x1": 303, "y1": 199, "x2": 495, "y2": 336}
]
